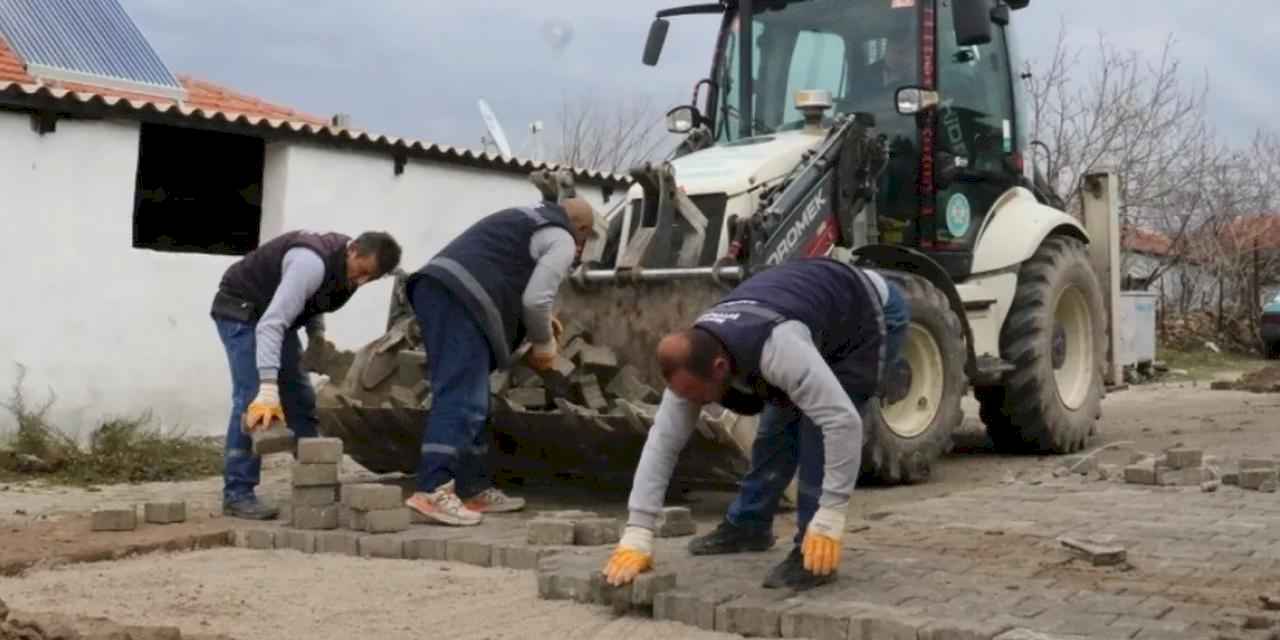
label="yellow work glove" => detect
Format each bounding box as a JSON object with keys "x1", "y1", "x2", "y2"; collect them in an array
[
  {"x1": 603, "y1": 526, "x2": 654, "y2": 586},
  {"x1": 526, "y1": 339, "x2": 558, "y2": 371},
  {"x1": 243, "y1": 381, "x2": 285, "y2": 432},
  {"x1": 801, "y1": 505, "x2": 846, "y2": 576}
]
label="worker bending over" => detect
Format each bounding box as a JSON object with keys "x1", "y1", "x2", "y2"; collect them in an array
[
  {"x1": 212, "y1": 230, "x2": 403, "y2": 520},
  {"x1": 402, "y1": 198, "x2": 598, "y2": 526},
  {"x1": 604, "y1": 256, "x2": 908, "y2": 590}
]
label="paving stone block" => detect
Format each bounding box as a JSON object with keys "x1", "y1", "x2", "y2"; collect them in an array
[
  {"x1": 1164, "y1": 448, "x2": 1203, "y2": 469},
  {"x1": 363, "y1": 508, "x2": 410, "y2": 533},
  {"x1": 575, "y1": 345, "x2": 619, "y2": 376},
  {"x1": 588, "y1": 572, "x2": 636, "y2": 614},
  {"x1": 291, "y1": 505, "x2": 339, "y2": 530},
  {"x1": 528, "y1": 518, "x2": 576, "y2": 545},
  {"x1": 343, "y1": 484, "x2": 401, "y2": 512},
  {"x1": 1059, "y1": 537, "x2": 1127, "y2": 566},
  {"x1": 292, "y1": 462, "x2": 339, "y2": 487},
  {"x1": 491, "y1": 544, "x2": 552, "y2": 571},
  {"x1": 1158, "y1": 467, "x2": 1209, "y2": 486},
  {"x1": 296, "y1": 437, "x2": 343, "y2": 463},
  {"x1": 574, "y1": 374, "x2": 610, "y2": 412},
  {"x1": 358, "y1": 534, "x2": 404, "y2": 559},
  {"x1": 849, "y1": 611, "x2": 929, "y2": 640},
  {"x1": 535, "y1": 510, "x2": 599, "y2": 520},
  {"x1": 1239, "y1": 458, "x2": 1278, "y2": 471},
  {"x1": 348, "y1": 509, "x2": 367, "y2": 531},
  {"x1": 281, "y1": 530, "x2": 316, "y2": 553},
  {"x1": 536, "y1": 570, "x2": 593, "y2": 602},
  {"x1": 656, "y1": 507, "x2": 696, "y2": 537},
  {"x1": 404, "y1": 536, "x2": 456, "y2": 561},
  {"x1": 1240, "y1": 468, "x2": 1279, "y2": 490},
  {"x1": 249, "y1": 424, "x2": 294, "y2": 456},
  {"x1": 91, "y1": 507, "x2": 137, "y2": 531},
  {"x1": 446, "y1": 539, "x2": 494, "y2": 567},
  {"x1": 1223, "y1": 471, "x2": 1240, "y2": 485},
  {"x1": 715, "y1": 596, "x2": 796, "y2": 637},
  {"x1": 573, "y1": 517, "x2": 621, "y2": 546},
  {"x1": 918, "y1": 619, "x2": 1016, "y2": 640},
  {"x1": 233, "y1": 528, "x2": 276, "y2": 549},
  {"x1": 779, "y1": 605, "x2": 857, "y2": 640},
  {"x1": 506, "y1": 387, "x2": 549, "y2": 408},
  {"x1": 631, "y1": 571, "x2": 678, "y2": 605},
  {"x1": 1262, "y1": 479, "x2": 1279, "y2": 493},
  {"x1": 291, "y1": 486, "x2": 339, "y2": 507},
  {"x1": 655, "y1": 583, "x2": 744, "y2": 631},
  {"x1": 314, "y1": 531, "x2": 359, "y2": 555},
  {"x1": 143, "y1": 501, "x2": 186, "y2": 524},
  {"x1": 1123, "y1": 460, "x2": 1159, "y2": 485},
  {"x1": 605, "y1": 365, "x2": 660, "y2": 404}
]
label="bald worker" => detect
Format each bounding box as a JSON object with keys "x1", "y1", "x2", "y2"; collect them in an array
[
  {"x1": 602, "y1": 256, "x2": 908, "y2": 590},
  {"x1": 402, "y1": 198, "x2": 599, "y2": 526}
]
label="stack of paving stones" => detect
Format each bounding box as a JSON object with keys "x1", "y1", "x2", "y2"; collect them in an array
[
  {"x1": 288, "y1": 437, "x2": 343, "y2": 533},
  {"x1": 342, "y1": 484, "x2": 410, "y2": 535}
]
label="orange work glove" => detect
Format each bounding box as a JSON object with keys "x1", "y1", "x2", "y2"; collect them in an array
[
  {"x1": 800, "y1": 505, "x2": 846, "y2": 576},
  {"x1": 243, "y1": 381, "x2": 285, "y2": 432},
  {"x1": 603, "y1": 526, "x2": 654, "y2": 586},
  {"x1": 525, "y1": 339, "x2": 558, "y2": 371}
]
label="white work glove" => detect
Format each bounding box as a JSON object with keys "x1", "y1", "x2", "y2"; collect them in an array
[
  {"x1": 243, "y1": 381, "x2": 284, "y2": 432},
  {"x1": 801, "y1": 505, "x2": 847, "y2": 576},
  {"x1": 602, "y1": 525, "x2": 654, "y2": 586}
]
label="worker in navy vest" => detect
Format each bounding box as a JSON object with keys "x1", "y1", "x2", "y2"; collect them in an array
[
  {"x1": 402, "y1": 198, "x2": 599, "y2": 526},
  {"x1": 210, "y1": 230, "x2": 402, "y2": 520},
  {"x1": 602, "y1": 257, "x2": 909, "y2": 591}
]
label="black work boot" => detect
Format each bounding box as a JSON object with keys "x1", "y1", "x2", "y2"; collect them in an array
[
  {"x1": 222, "y1": 496, "x2": 279, "y2": 520},
  {"x1": 687, "y1": 518, "x2": 775, "y2": 555},
  {"x1": 762, "y1": 546, "x2": 837, "y2": 590}
]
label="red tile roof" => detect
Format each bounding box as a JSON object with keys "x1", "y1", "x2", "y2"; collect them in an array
[
  {"x1": 0, "y1": 33, "x2": 326, "y2": 126},
  {"x1": 1122, "y1": 226, "x2": 1173, "y2": 257}
]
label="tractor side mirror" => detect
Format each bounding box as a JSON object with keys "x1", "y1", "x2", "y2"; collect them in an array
[
  {"x1": 1006, "y1": 0, "x2": 1030, "y2": 9},
  {"x1": 643, "y1": 18, "x2": 670, "y2": 66},
  {"x1": 953, "y1": 0, "x2": 993, "y2": 46},
  {"x1": 666, "y1": 105, "x2": 700, "y2": 133},
  {"x1": 895, "y1": 87, "x2": 940, "y2": 115}
]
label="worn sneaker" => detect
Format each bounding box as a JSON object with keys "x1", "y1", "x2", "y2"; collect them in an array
[
  {"x1": 463, "y1": 487, "x2": 526, "y2": 513},
  {"x1": 762, "y1": 546, "x2": 837, "y2": 591},
  {"x1": 688, "y1": 518, "x2": 775, "y2": 555},
  {"x1": 222, "y1": 496, "x2": 279, "y2": 521},
  {"x1": 406, "y1": 482, "x2": 482, "y2": 526}
]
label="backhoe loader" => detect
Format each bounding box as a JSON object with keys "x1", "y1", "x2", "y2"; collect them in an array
[{"x1": 310, "y1": 0, "x2": 1122, "y2": 491}]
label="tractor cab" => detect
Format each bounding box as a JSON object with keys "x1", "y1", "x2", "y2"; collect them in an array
[{"x1": 640, "y1": 0, "x2": 1032, "y2": 282}]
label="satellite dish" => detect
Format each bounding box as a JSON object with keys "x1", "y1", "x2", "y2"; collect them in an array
[{"x1": 477, "y1": 98, "x2": 513, "y2": 160}]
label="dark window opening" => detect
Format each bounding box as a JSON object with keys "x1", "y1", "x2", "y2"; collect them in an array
[{"x1": 132, "y1": 123, "x2": 265, "y2": 255}]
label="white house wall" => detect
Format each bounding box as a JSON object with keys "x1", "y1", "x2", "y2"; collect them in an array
[
  {"x1": 0, "y1": 112, "x2": 239, "y2": 438},
  {"x1": 0, "y1": 118, "x2": 616, "y2": 438}
]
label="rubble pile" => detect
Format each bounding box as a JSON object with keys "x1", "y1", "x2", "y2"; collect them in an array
[
  {"x1": 1211, "y1": 365, "x2": 1280, "y2": 393},
  {"x1": 1161, "y1": 310, "x2": 1260, "y2": 354}
]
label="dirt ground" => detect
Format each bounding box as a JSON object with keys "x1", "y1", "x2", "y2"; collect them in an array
[{"x1": 1, "y1": 379, "x2": 1278, "y2": 639}]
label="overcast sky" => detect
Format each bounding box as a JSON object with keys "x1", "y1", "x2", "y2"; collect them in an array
[{"x1": 120, "y1": 1, "x2": 1275, "y2": 155}]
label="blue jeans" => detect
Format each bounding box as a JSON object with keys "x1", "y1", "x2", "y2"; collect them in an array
[
  {"x1": 725, "y1": 281, "x2": 909, "y2": 545},
  {"x1": 410, "y1": 278, "x2": 494, "y2": 497},
  {"x1": 215, "y1": 317, "x2": 318, "y2": 503}
]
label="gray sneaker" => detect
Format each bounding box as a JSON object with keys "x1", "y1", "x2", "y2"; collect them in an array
[{"x1": 223, "y1": 496, "x2": 279, "y2": 520}]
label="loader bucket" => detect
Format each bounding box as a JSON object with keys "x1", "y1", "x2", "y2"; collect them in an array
[{"x1": 312, "y1": 269, "x2": 758, "y2": 490}]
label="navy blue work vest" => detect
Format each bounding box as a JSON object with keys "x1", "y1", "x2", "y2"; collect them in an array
[
  {"x1": 216, "y1": 230, "x2": 354, "y2": 330},
  {"x1": 693, "y1": 257, "x2": 885, "y2": 414},
  {"x1": 408, "y1": 203, "x2": 574, "y2": 370}
]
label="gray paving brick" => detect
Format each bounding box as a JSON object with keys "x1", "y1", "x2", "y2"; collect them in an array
[
  {"x1": 1164, "y1": 449, "x2": 1202, "y2": 469},
  {"x1": 91, "y1": 508, "x2": 137, "y2": 531},
  {"x1": 404, "y1": 537, "x2": 453, "y2": 561},
  {"x1": 296, "y1": 437, "x2": 343, "y2": 463},
  {"x1": 291, "y1": 486, "x2": 338, "y2": 507},
  {"x1": 527, "y1": 518, "x2": 575, "y2": 545},
  {"x1": 291, "y1": 462, "x2": 338, "y2": 487},
  {"x1": 344, "y1": 484, "x2": 402, "y2": 512},
  {"x1": 654, "y1": 584, "x2": 743, "y2": 631},
  {"x1": 573, "y1": 518, "x2": 621, "y2": 546},
  {"x1": 314, "y1": 531, "x2": 359, "y2": 556},
  {"x1": 656, "y1": 507, "x2": 696, "y2": 538},
  {"x1": 281, "y1": 530, "x2": 316, "y2": 553},
  {"x1": 363, "y1": 508, "x2": 410, "y2": 533},
  {"x1": 446, "y1": 539, "x2": 493, "y2": 567},
  {"x1": 490, "y1": 544, "x2": 551, "y2": 571},
  {"x1": 358, "y1": 534, "x2": 404, "y2": 559},
  {"x1": 1240, "y1": 468, "x2": 1278, "y2": 490},
  {"x1": 233, "y1": 528, "x2": 276, "y2": 549},
  {"x1": 714, "y1": 596, "x2": 796, "y2": 638},
  {"x1": 631, "y1": 571, "x2": 678, "y2": 605},
  {"x1": 779, "y1": 605, "x2": 857, "y2": 640},
  {"x1": 249, "y1": 424, "x2": 293, "y2": 455},
  {"x1": 1066, "y1": 592, "x2": 1150, "y2": 616},
  {"x1": 918, "y1": 619, "x2": 1016, "y2": 640},
  {"x1": 143, "y1": 501, "x2": 186, "y2": 524},
  {"x1": 291, "y1": 505, "x2": 339, "y2": 530},
  {"x1": 849, "y1": 611, "x2": 928, "y2": 640}
]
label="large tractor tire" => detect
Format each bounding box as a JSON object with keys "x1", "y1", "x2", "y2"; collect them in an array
[
  {"x1": 859, "y1": 271, "x2": 967, "y2": 484},
  {"x1": 978, "y1": 235, "x2": 1105, "y2": 453}
]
